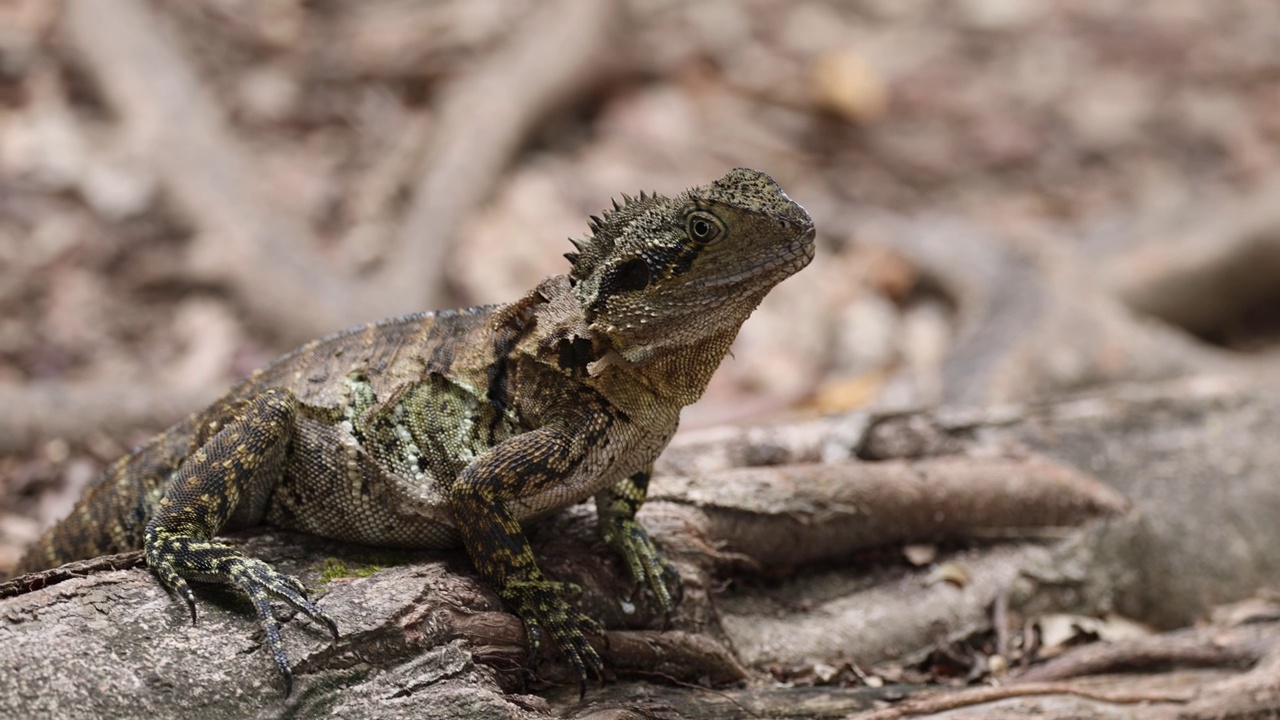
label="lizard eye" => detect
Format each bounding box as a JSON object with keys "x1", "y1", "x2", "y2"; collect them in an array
[
  {"x1": 687, "y1": 212, "x2": 723, "y2": 244},
  {"x1": 607, "y1": 258, "x2": 652, "y2": 293}
]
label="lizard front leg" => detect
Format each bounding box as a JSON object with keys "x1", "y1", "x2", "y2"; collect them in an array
[
  {"x1": 450, "y1": 424, "x2": 607, "y2": 689},
  {"x1": 143, "y1": 387, "x2": 337, "y2": 695},
  {"x1": 597, "y1": 467, "x2": 682, "y2": 614}
]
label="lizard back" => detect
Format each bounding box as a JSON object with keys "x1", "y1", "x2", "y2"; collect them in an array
[{"x1": 16, "y1": 303, "x2": 522, "y2": 567}]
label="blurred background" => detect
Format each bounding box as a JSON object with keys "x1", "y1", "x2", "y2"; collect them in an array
[{"x1": 3, "y1": 0, "x2": 1280, "y2": 569}]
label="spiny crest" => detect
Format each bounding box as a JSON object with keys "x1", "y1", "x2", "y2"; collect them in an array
[{"x1": 565, "y1": 189, "x2": 664, "y2": 283}]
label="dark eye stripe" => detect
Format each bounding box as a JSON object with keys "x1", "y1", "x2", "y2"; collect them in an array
[
  {"x1": 638, "y1": 211, "x2": 723, "y2": 281},
  {"x1": 663, "y1": 242, "x2": 702, "y2": 279}
]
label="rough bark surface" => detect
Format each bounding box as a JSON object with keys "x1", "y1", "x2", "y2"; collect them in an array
[{"x1": 3, "y1": 376, "x2": 1279, "y2": 719}]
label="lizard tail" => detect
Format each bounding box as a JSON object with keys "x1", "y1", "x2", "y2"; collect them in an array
[{"x1": 13, "y1": 425, "x2": 190, "y2": 575}]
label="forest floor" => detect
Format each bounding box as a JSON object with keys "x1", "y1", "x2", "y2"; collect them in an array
[{"x1": 3, "y1": 1, "x2": 1280, "y2": 718}]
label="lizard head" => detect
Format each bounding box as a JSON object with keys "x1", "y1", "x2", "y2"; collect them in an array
[{"x1": 565, "y1": 168, "x2": 815, "y2": 366}]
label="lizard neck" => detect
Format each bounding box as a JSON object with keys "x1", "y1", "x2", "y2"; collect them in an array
[
  {"x1": 588, "y1": 326, "x2": 742, "y2": 428},
  {"x1": 516, "y1": 274, "x2": 755, "y2": 428},
  {"x1": 634, "y1": 329, "x2": 738, "y2": 405}
]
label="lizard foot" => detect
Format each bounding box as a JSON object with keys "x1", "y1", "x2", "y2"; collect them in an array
[
  {"x1": 604, "y1": 517, "x2": 682, "y2": 614},
  {"x1": 504, "y1": 577, "x2": 604, "y2": 693},
  {"x1": 226, "y1": 554, "x2": 340, "y2": 695},
  {"x1": 146, "y1": 535, "x2": 338, "y2": 696}
]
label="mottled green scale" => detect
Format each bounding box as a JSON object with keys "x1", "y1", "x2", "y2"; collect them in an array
[
  {"x1": 347, "y1": 372, "x2": 521, "y2": 498},
  {"x1": 343, "y1": 371, "x2": 428, "y2": 483}
]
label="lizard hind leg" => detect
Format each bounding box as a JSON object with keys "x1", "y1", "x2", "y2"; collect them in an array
[{"x1": 142, "y1": 387, "x2": 338, "y2": 695}]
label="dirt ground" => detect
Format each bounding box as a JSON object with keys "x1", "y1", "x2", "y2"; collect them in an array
[{"x1": 3, "y1": 0, "x2": 1280, "y2": 716}]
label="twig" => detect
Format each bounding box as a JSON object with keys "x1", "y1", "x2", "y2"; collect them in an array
[
  {"x1": 1108, "y1": 178, "x2": 1280, "y2": 337},
  {"x1": 381, "y1": 0, "x2": 621, "y2": 311},
  {"x1": 0, "y1": 381, "x2": 215, "y2": 454},
  {"x1": 0, "y1": 551, "x2": 145, "y2": 597},
  {"x1": 1178, "y1": 648, "x2": 1280, "y2": 719},
  {"x1": 651, "y1": 456, "x2": 1129, "y2": 568},
  {"x1": 853, "y1": 682, "x2": 1193, "y2": 720},
  {"x1": 60, "y1": 0, "x2": 385, "y2": 343},
  {"x1": 992, "y1": 591, "x2": 1011, "y2": 660},
  {"x1": 60, "y1": 0, "x2": 625, "y2": 343},
  {"x1": 1012, "y1": 631, "x2": 1266, "y2": 683}
]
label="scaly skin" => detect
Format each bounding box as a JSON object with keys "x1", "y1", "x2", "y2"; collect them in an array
[{"x1": 15, "y1": 168, "x2": 816, "y2": 693}]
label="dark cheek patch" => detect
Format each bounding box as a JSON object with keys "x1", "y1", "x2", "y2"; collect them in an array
[{"x1": 666, "y1": 242, "x2": 702, "y2": 279}]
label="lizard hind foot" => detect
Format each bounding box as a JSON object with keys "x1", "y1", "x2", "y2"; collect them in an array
[
  {"x1": 145, "y1": 534, "x2": 338, "y2": 693},
  {"x1": 225, "y1": 553, "x2": 340, "y2": 692},
  {"x1": 506, "y1": 578, "x2": 605, "y2": 688}
]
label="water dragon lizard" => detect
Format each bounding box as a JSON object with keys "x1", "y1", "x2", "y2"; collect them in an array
[{"x1": 14, "y1": 167, "x2": 816, "y2": 693}]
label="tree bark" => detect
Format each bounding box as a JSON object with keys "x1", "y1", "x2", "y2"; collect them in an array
[{"x1": 3, "y1": 376, "x2": 1279, "y2": 719}]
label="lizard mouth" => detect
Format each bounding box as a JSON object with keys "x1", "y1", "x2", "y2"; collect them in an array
[
  {"x1": 781, "y1": 219, "x2": 817, "y2": 268},
  {"x1": 797, "y1": 223, "x2": 817, "y2": 255},
  {"x1": 782, "y1": 212, "x2": 816, "y2": 256},
  {"x1": 682, "y1": 237, "x2": 814, "y2": 294}
]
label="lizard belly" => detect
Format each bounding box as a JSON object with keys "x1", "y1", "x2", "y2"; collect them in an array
[
  {"x1": 265, "y1": 373, "x2": 522, "y2": 549},
  {"x1": 266, "y1": 416, "x2": 459, "y2": 548},
  {"x1": 262, "y1": 366, "x2": 670, "y2": 546}
]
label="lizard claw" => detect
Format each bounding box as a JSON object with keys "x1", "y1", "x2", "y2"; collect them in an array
[
  {"x1": 145, "y1": 533, "x2": 339, "y2": 694},
  {"x1": 225, "y1": 555, "x2": 339, "y2": 694},
  {"x1": 228, "y1": 554, "x2": 339, "y2": 637},
  {"x1": 177, "y1": 580, "x2": 199, "y2": 625},
  {"x1": 148, "y1": 553, "x2": 200, "y2": 624},
  {"x1": 507, "y1": 578, "x2": 605, "y2": 690}
]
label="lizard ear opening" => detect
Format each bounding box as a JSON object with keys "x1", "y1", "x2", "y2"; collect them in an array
[{"x1": 605, "y1": 258, "x2": 652, "y2": 294}]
